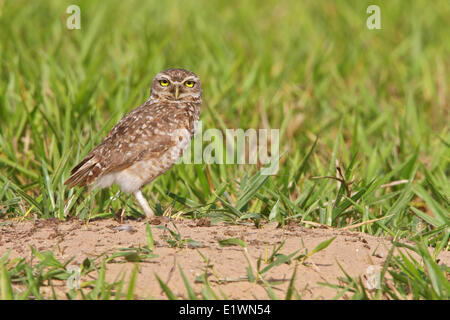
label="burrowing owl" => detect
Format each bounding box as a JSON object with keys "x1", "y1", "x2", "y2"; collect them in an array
[{"x1": 64, "y1": 68, "x2": 202, "y2": 217}]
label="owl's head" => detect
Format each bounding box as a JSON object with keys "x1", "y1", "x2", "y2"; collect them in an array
[{"x1": 150, "y1": 68, "x2": 202, "y2": 102}]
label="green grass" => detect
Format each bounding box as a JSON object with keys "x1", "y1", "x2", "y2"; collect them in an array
[
  {"x1": 0, "y1": 235, "x2": 334, "y2": 300},
  {"x1": 0, "y1": 0, "x2": 449, "y2": 299}
]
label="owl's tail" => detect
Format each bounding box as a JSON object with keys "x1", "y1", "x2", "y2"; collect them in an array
[{"x1": 64, "y1": 155, "x2": 100, "y2": 188}]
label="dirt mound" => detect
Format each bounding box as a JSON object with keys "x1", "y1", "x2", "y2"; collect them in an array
[{"x1": 1, "y1": 218, "x2": 447, "y2": 299}]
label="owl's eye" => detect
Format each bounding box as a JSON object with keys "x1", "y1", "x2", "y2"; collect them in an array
[
  {"x1": 159, "y1": 79, "x2": 170, "y2": 87},
  {"x1": 184, "y1": 80, "x2": 195, "y2": 88}
]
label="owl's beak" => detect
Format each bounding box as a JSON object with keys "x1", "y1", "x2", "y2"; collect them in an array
[{"x1": 174, "y1": 86, "x2": 180, "y2": 99}]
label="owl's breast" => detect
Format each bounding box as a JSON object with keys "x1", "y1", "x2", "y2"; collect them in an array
[
  {"x1": 117, "y1": 125, "x2": 193, "y2": 190},
  {"x1": 96, "y1": 101, "x2": 200, "y2": 194}
]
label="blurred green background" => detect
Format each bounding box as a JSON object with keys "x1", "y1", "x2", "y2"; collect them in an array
[{"x1": 0, "y1": 0, "x2": 448, "y2": 238}]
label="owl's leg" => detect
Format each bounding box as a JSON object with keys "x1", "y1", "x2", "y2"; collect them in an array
[{"x1": 133, "y1": 189, "x2": 154, "y2": 217}]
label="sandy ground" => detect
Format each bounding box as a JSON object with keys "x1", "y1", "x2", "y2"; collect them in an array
[{"x1": 1, "y1": 217, "x2": 448, "y2": 299}]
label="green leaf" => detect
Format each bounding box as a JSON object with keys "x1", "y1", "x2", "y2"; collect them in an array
[
  {"x1": 178, "y1": 265, "x2": 197, "y2": 300},
  {"x1": 290, "y1": 137, "x2": 318, "y2": 191},
  {"x1": 41, "y1": 159, "x2": 55, "y2": 211},
  {"x1": 145, "y1": 222, "x2": 154, "y2": 251},
  {"x1": 218, "y1": 238, "x2": 247, "y2": 248},
  {"x1": 155, "y1": 274, "x2": 178, "y2": 300},
  {"x1": 0, "y1": 262, "x2": 13, "y2": 300},
  {"x1": 260, "y1": 277, "x2": 279, "y2": 300},
  {"x1": 126, "y1": 263, "x2": 139, "y2": 300},
  {"x1": 285, "y1": 265, "x2": 298, "y2": 300},
  {"x1": 333, "y1": 182, "x2": 374, "y2": 220},
  {"x1": 410, "y1": 207, "x2": 443, "y2": 228},
  {"x1": 246, "y1": 266, "x2": 256, "y2": 283},
  {"x1": 415, "y1": 241, "x2": 449, "y2": 298},
  {"x1": 235, "y1": 170, "x2": 270, "y2": 212},
  {"x1": 307, "y1": 236, "x2": 336, "y2": 258},
  {"x1": 260, "y1": 250, "x2": 299, "y2": 274},
  {"x1": 268, "y1": 200, "x2": 280, "y2": 222}
]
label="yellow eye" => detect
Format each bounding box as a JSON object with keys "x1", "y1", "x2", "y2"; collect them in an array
[
  {"x1": 159, "y1": 79, "x2": 170, "y2": 87},
  {"x1": 184, "y1": 81, "x2": 195, "y2": 88}
]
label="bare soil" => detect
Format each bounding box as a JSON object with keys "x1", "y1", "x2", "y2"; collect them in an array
[{"x1": 1, "y1": 217, "x2": 448, "y2": 299}]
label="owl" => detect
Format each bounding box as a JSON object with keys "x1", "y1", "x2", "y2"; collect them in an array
[{"x1": 64, "y1": 68, "x2": 202, "y2": 217}]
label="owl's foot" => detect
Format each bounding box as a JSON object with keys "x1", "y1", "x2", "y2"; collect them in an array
[{"x1": 133, "y1": 189, "x2": 154, "y2": 217}]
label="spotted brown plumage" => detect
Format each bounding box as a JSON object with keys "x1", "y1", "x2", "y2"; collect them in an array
[{"x1": 64, "y1": 68, "x2": 202, "y2": 217}]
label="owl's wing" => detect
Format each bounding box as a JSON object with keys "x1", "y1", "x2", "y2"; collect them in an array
[{"x1": 64, "y1": 102, "x2": 181, "y2": 188}]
